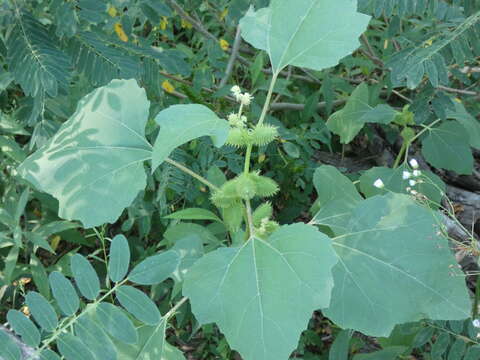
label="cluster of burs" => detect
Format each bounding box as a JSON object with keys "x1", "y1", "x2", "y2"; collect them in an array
[{"x1": 210, "y1": 85, "x2": 280, "y2": 238}]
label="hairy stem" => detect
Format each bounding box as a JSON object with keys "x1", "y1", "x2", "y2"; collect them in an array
[{"x1": 242, "y1": 73, "x2": 279, "y2": 234}]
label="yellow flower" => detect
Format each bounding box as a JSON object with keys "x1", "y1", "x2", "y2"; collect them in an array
[
  {"x1": 219, "y1": 38, "x2": 230, "y2": 51},
  {"x1": 160, "y1": 16, "x2": 169, "y2": 30},
  {"x1": 51, "y1": 235, "x2": 61, "y2": 251},
  {"x1": 162, "y1": 80, "x2": 175, "y2": 94},
  {"x1": 181, "y1": 18, "x2": 193, "y2": 29},
  {"x1": 21, "y1": 306, "x2": 30, "y2": 316},
  {"x1": 220, "y1": 8, "x2": 229, "y2": 21},
  {"x1": 107, "y1": 6, "x2": 117, "y2": 17},
  {"x1": 114, "y1": 23, "x2": 128, "y2": 42}
]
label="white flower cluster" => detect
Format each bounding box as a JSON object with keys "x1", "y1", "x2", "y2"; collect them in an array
[
  {"x1": 373, "y1": 179, "x2": 384, "y2": 189},
  {"x1": 404, "y1": 158, "x2": 423, "y2": 195},
  {"x1": 373, "y1": 159, "x2": 424, "y2": 195},
  {"x1": 228, "y1": 113, "x2": 247, "y2": 128},
  {"x1": 231, "y1": 85, "x2": 254, "y2": 106}
]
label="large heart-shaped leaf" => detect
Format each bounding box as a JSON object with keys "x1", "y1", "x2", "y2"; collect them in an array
[
  {"x1": 183, "y1": 223, "x2": 337, "y2": 360},
  {"x1": 446, "y1": 102, "x2": 480, "y2": 149},
  {"x1": 311, "y1": 165, "x2": 362, "y2": 235},
  {"x1": 322, "y1": 193, "x2": 471, "y2": 336},
  {"x1": 152, "y1": 104, "x2": 230, "y2": 171},
  {"x1": 239, "y1": 0, "x2": 371, "y2": 73},
  {"x1": 327, "y1": 83, "x2": 397, "y2": 144},
  {"x1": 421, "y1": 120, "x2": 474, "y2": 175},
  {"x1": 18, "y1": 79, "x2": 152, "y2": 228}
]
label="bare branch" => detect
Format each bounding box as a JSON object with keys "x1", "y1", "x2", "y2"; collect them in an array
[{"x1": 219, "y1": 26, "x2": 243, "y2": 88}]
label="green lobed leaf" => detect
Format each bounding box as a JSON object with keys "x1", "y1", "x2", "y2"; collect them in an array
[
  {"x1": 446, "y1": 101, "x2": 480, "y2": 149},
  {"x1": 70, "y1": 254, "x2": 100, "y2": 300},
  {"x1": 0, "y1": 330, "x2": 21, "y2": 360},
  {"x1": 116, "y1": 285, "x2": 161, "y2": 325},
  {"x1": 323, "y1": 193, "x2": 471, "y2": 337},
  {"x1": 183, "y1": 223, "x2": 338, "y2": 360},
  {"x1": 74, "y1": 316, "x2": 118, "y2": 360},
  {"x1": 18, "y1": 79, "x2": 152, "y2": 228},
  {"x1": 326, "y1": 83, "x2": 398, "y2": 144},
  {"x1": 57, "y1": 333, "x2": 96, "y2": 360},
  {"x1": 164, "y1": 223, "x2": 220, "y2": 249},
  {"x1": 108, "y1": 234, "x2": 131, "y2": 283},
  {"x1": 49, "y1": 271, "x2": 80, "y2": 316},
  {"x1": 7, "y1": 309, "x2": 41, "y2": 347},
  {"x1": 312, "y1": 165, "x2": 362, "y2": 235},
  {"x1": 421, "y1": 121, "x2": 474, "y2": 175},
  {"x1": 25, "y1": 291, "x2": 58, "y2": 332},
  {"x1": 171, "y1": 236, "x2": 204, "y2": 283},
  {"x1": 329, "y1": 329, "x2": 352, "y2": 360},
  {"x1": 128, "y1": 250, "x2": 180, "y2": 285},
  {"x1": 95, "y1": 302, "x2": 138, "y2": 344},
  {"x1": 152, "y1": 104, "x2": 230, "y2": 171},
  {"x1": 377, "y1": 322, "x2": 422, "y2": 349},
  {"x1": 164, "y1": 208, "x2": 222, "y2": 223},
  {"x1": 239, "y1": 0, "x2": 371, "y2": 73},
  {"x1": 116, "y1": 319, "x2": 185, "y2": 360}
]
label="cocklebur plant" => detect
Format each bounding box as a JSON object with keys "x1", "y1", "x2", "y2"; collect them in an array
[{"x1": 6, "y1": 0, "x2": 473, "y2": 359}]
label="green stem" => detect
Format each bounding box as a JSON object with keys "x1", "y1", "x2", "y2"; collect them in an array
[
  {"x1": 394, "y1": 119, "x2": 442, "y2": 167},
  {"x1": 393, "y1": 142, "x2": 407, "y2": 168},
  {"x1": 257, "y1": 72, "x2": 278, "y2": 127},
  {"x1": 242, "y1": 72, "x2": 279, "y2": 235},
  {"x1": 37, "y1": 278, "x2": 129, "y2": 353},
  {"x1": 165, "y1": 296, "x2": 188, "y2": 319},
  {"x1": 410, "y1": 119, "x2": 442, "y2": 143},
  {"x1": 244, "y1": 72, "x2": 279, "y2": 174},
  {"x1": 165, "y1": 158, "x2": 219, "y2": 191}
]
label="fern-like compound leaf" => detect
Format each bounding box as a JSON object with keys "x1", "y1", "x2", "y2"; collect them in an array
[{"x1": 7, "y1": 9, "x2": 71, "y2": 98}]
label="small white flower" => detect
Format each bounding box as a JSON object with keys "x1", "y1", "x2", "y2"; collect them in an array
[
  {"x1": 231, "y1": 85, "x2": 241, "y2": 95},
  {"x1": 413, "y1": 170, "x2": 422, "y2": 177},
  {"x1": 228, "y1": 113, "x2": 237, "y2": 122},
  {"x1": 409, "y1": 180, "x2": 416, "y2": 187},
  {"x1": 373, "y1": 179, "x2": 385, "y2": 189},
  {"x1": 402, "y1": 171, "x2": 412, "y2": 180},
  {"x1": 406, "y1": 187, "x2": 411, "y2": 192},
  {"x1": 409, "y1": 158, "x2": 419, "y2": 169},
  {"x1": 231, "y1": 85, "x2": 242, "y2": 102},
  {"x1": 228, "y1": 113, "x2": 247, "y2": 128},
  {"x1": 410, "y1": 190, "x2": 418, "y2": 195},
  {"x1": 239, "y1": 92, "x2": 254, "y2": 106},
  {"x1": 473, "y1": 319, "x2": 480, "y2": 328}
]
